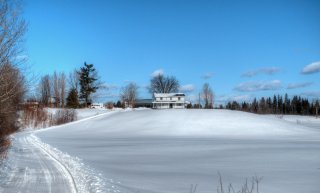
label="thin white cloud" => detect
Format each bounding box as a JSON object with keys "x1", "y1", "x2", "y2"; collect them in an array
[
  {"x1": 103, "y1": 83, "x2": 118, "y2": 90},
  {"x1": 185, "y1": 94, "x2": 198, "y2": 103},
  {"x1": 301, "y1": 91, "x2": 320, "y2": 98},
  {"x1": 234, "y1": 80, "x2": 282, "y2": 92},
  {"x1": 216, "y1": 94, "x2": 252, "y2": 102},
  {"x1": 15, "y1": 54, "x2": 29, "y2": 61},
  {"x1": 229, "y1": 95, "x2": 252, "y2": 101},
  {"x1": 287, "y1": 82, "x2": 313, "y2": 89},
  {"x1": 202, "y1": 72, "x2": 213, "y2": 79},
  {"x1": 151, "y1": 69, "x2": 164, "y2": 77},
  {"x1": 301, "y1": 61, "x2": 320, "y2": 74},
  {"x1": 179, "y1": 84, "x2": 195, "y2": 92},
  {"x1": 242, "y1": 67, "x2": 280, "y2": 77}
]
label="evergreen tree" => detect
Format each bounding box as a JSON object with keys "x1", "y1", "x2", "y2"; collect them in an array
[
  {"x1": 273, "y1": 95, "x2": 277, "y2": 113},
  {"x1": 78, "y1": 62, "x2": 100, "y2": 107},
  {"x1": 297, "y1": 96, "x2": 302, "y2": 114},
  {"x1": 224, "y1": 94, "x2": 318, "y2": 116},
  {"x1": 242, "y1": 102, "x2": 249, "y2": 111},
  {"x1": 252, "y1": 98, "x2": 258, "y2": 113},
  {"x1": 278, "y1": 95, "x2": 283, "y2": 114},
  {"x1": 66, "y1": 88, "x2": 79, "y2": 108},
  {"x1": 284, "y1": 93, "x2": 289, "y2": 114},
  {"x1": 186, "y1": 103, "x2": 193, "y2": 109},
  {"x1": 259, "y1": 97, "x2": 266, "y2": 113},
  {"x1": 116, "y1": 100, "x2": 122, "y2": 108},
  {"x1": 315, "y1": 100, "x2": 320, "y2": 117},
  {"x1": 266, "y1": 97, "x2": 272, "y2": 113}
]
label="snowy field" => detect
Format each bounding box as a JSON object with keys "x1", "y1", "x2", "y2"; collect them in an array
[{"x1": 1, "y1": 109, "x2": 320, "y2": 193}]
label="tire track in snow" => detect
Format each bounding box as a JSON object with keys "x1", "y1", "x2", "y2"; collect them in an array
[
  {"x1": 1, "y1": 133, "x2": 126, "y2": 193},
  {"x1": 27, "y1": 134, "x2": 127, "y2": 193},
  {"x1": 1, "y1": 110, "x2": 134, "y2": 193},
  {"x1": 28, "y1": 135, "x2": 78, "y2": 193},
  {"x1": 0, "y1": 134, "x2": 76, "y2": 193}
]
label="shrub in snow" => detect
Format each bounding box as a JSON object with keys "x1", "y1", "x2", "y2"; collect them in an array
[
  {"x1": 21, "y1": 108, "x2": 78, "y2": 129},
  {"x1": 189, "y1": 174, "x2": 263, "y2": 193},
  {"x1": 0, "y1": 138, "x2": 10, "y2": 160},
  {"x1": 217, "y1": 173, "x2": 262, "y2": 193},
  {"x1": 216, "y1": 173, "x2": 263, "y2": 193},
  {"x1": 52, "y1": 109, "x2": 77, "y2": 125},
  {"x1": 21, "y1": 106, "x2": 49, "y2": 129},
  {"x1": 106, "y1": 102, "x2": 114, "y2": 109}
]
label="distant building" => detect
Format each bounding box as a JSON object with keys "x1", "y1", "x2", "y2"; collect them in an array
[
  {"x1": 152, "y1": 93, "x2": 185, "y2": 109},
  {"x1": 135, "y1": 99, "x2": 153, "y2": 108},
  {"x1": 48, "y1": 97, "x2": 57, "y2": 108},
  {"x1": 19, "y1": 101, "x2": 39, "y2": 111},
  {"x1": 90, "y1": 103, "x2": 104, "y2": 109}
]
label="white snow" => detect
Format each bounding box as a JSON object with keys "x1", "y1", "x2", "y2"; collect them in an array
[
  {"x1": 2, "y1": 109, "x2": 320, "y2": 193},
  {"x1": 38, "y1": 109, "x2": 317, "y2": 138},
  {"x1": 275, "y1": 114, "x2": 320, "y2": 129},
  {"x1": 47, "y1": 108, "x2": 116, "y2": 120}
]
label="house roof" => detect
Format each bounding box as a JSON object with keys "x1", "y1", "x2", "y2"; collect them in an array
[{"x1": 153, "y1": 93, "x2": 185, "y2": 97}]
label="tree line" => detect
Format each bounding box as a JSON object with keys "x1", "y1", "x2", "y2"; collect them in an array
[
  {"x1": 37, "y1": 62, "x2": 101, "y2": 108},
  {"x1": 225, "y1": 94, "x2": 320, "y2": 116}
]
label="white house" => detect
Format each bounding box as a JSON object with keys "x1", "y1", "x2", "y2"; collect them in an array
[
  {"x1": 90, "y1": 103, "x2": 104, "y2": 109},
  {"x1": 152, "y1": 93, "x2": 185, "y2": 109}
]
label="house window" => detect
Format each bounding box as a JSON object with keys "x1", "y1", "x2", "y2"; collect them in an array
[
  {"x1": 170, "y1": 97, "x2": 172, "y2": 100},
  {"x1": 160, "y1": 97, "x2": 163, "y2": 100},
  {"x1": 178, "y1": 97, "x2": 180, "y2": 100}
]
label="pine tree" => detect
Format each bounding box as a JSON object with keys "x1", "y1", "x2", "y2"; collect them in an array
[
  {"x1": 273, "y1": 95, "x2": 277, "y2": 113},
  {"x1": 284, "y1": 93, "x2": 289, "y2": 114},
  {"x1": 259, "y1": 97, "x2": 266, "y2": 113},
  {"x1": 78, "y1": 62, "x2": 99, "y2": 107},
  {"x1": 277, "y1": 95, "x2": 283, "y2": 114},
  {"x1": 66, "y1": 88, "x2": 79, "y2": 108},
  {"x1": 116, "y1": 100, "x2": 122, "y2": 108},
  {"x1": 224, "y1": 94, "x2": 318, "y2": 116},
  {"x1": 266, "y1": 97, "x2": 272, "y2": 113},
  {"x1": 252, "y1": 98, "x2": 258, "y2": 113},
  {"x1": 315, "y1": 100, "x2": 319, "y2": 117}
]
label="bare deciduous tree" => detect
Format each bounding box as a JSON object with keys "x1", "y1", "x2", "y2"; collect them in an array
[
  {"x1": 53, "y1": 71, "x2": 60, "y2": 106},
  {"x1": 68, "y1": 69, "x2": 80, "y2": 91},
  {"x1": 52, "y1": 71, "x2": 66, "y2": 108},
  {"x1": 60, "y1": 72, "x2": 66, "y2": 107},
  {"x1": 202, "y1": 83, "x2": 214, "y2": 109},
  {"x1": 120, "y1": 82, "x2": 139, "y2": 108},
  {"x1": 0, "y1": 0, "x2": 27, "y2": 137},
  {"x1": 39, "y1": 75, "x2": 51, "y2": 106},
  {"x1": 149, "y1": 74, "x2": 180, "y2": 94}
]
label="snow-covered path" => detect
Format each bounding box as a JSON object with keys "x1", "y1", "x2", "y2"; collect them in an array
[{"x1": 0, "y1": 133, "x2": 76, "y2": 193}]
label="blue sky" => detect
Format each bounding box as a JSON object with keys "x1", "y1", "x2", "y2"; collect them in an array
[{"x1": 23, "y1": 0, "x2": 320, "y2": 104}]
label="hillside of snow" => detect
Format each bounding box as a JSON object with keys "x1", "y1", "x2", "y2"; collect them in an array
[
  {"x1": 2, "y1": 109, "x2": 320, "y2": 193},
  {"x1": 39, "y1": 109, "x2": 316, "y2": 138}
]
